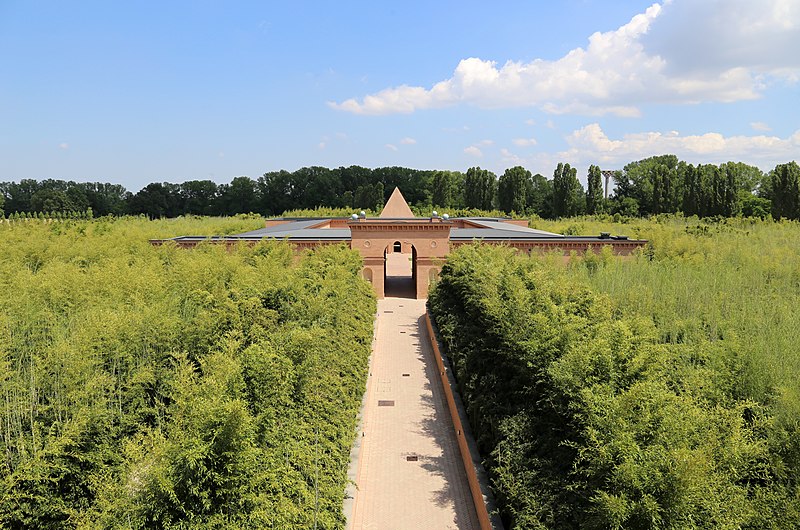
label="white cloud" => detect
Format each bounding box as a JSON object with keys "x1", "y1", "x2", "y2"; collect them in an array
[
  {"x1": 751, "y1": 121, "x2": 772, "y2": 131},
  {"x1": 512, "y1": 137, "x2": 538, "y2": 147},
  {"x1": 525, "y1": 119, "x2": 536, "y2": 125},
  {"x1": 464, "y1": 146, "x2": 483, "y2": 157},
  {"x1": 385, "y1": 143, "x2": 398, "y2": 151},
  {"x1": 330, "y1": 0, "x2": 800, "y2": 116},
  {"x1": 59, "y1": 142, "x2": 69, "y2": 150},
  {"x1": 478, "y1": 139, "x2": 494, "y2": 146},
  {"x1": 400, "y1": 137, "x2": 417, "y2": 144},
  {"x1": 559, "y1": 123, "x2": 800, "y2": 169},
  {"x1": 318, "y1": 142, "x2": 326, "y2": 149}
]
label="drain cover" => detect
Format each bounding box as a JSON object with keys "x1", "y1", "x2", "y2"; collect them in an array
[
  {"x1": 406, "y1": 455, "x2": 419, "y2": 462},
  {"x1": 402, "y1": 373, "x2": 410, "y2": 377},
  {"x1": 378, "y1": 400, "x2": 395, "y2": 407},
  {"x1": 383, "y1": 310, "x2": 394, "y2": 314}
]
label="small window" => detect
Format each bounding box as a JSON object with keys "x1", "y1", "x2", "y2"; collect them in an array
[{"x1": 393, "y1": 241, "x2": 402, "y2": 252}]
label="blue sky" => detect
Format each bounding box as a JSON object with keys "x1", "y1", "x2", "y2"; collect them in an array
[{"x1": 1, "y1": 0, "x2": 798, "y2": 190}]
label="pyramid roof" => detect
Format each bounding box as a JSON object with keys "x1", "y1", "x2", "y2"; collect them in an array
[{"x1": 379, "y1": 187, "x2": 414, "y2": 218}]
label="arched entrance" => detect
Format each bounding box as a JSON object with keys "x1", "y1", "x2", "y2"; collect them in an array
[{"x1": 383, "y1": 242, "x2": 417, "y2": 298}]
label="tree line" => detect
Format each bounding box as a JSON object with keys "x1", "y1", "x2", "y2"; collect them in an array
[{"x1": 2, "y1": 158, "x2": 798, "y2": 219}]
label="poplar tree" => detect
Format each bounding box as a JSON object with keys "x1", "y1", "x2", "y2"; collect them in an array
[
  {"x1": 586, "y1": 165, "x2": 604, "y2": 214},
  {"x1": 498, "y1": 166, "x2": 531, "y2": 214},
  {"x1": 769, "y1": 161, "x2": 800, "y2": 219},
  {"x1": 552, "y1": 162, "x2": 582, "y2": 217},
  {"x1": 464, "y1": 167, "x2": 497, "y2": 210}
]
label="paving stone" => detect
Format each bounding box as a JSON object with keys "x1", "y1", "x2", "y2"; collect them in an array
[{"x1": 349, "y1": 295, "x2": 480, "y2": 530}]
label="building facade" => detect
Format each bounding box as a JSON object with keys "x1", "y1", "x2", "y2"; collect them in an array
[{"x1": 151, "y1": 188, "x2": 646, "y2": 299}]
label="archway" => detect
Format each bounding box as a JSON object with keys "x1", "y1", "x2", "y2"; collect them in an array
[{"x1": 383, "y1": 242, "x2": 416, "y2": 298}]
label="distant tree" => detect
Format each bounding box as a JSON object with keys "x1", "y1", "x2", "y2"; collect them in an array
[
  {"x1": 354, "y1": 182, "x2": 384, "y2": 211},
  {"x1": 681, "y1": 163, "x2": 701, "y2": 216},
  {"x1": 464, "y1": 167, "x2": 496, "y2": 210},
  {"x1": 720, "y1": 161, "x2": 765, "y2": 193},
  {"x1": 295, "y1": 166, "x2": 338, "y2": 208},
  {"x1": 372, "y1": 166, "x2": 432, "y2": 206},
  {"x1": 498, "y1": 166, "x2": 531, "y2": 214},
  {"x1": 526, "y1": 173, "x2": 553, "y2": 218},
  {"x1": 615, "y1": 155, "x2": 680, "y2": 215},
  {"x1": 341, "y1": 190, "x2": 354, "y2": 208},
  {"x1": 768, "y1": 161, "x2": 800, "y2": 220},
  {"x1": 258, "y1": 170, "x2": 294, "y2": 215},
  {"x1": 552, "y1": 162, "x2": 583, "y2": 217},
  {"x1": 181, "y1": 180, "x2": 219, "y2": 216},
  {"x1": 4, "y1": 178, "x2": 40, "y2": 213},
  {"x1": 80, "y1": 182, "x2": 129, "y2": 216},
  {"x1": 337, "y1": 165, "x2": 372, "y2": 193},
  {"x1": 739, "y1": 191, "x2": 771, "y2": 218},
  {"x1": 681, "y1": 163, "x2": 742, "y2": 218},
  {"x1": 431, "y1": 170, "x2": 464, "y2": 209},
  {"x1": 717, "y1": 164, "x2": 741, "y2": 217},
  {"x1": 127, "y1": 183, "x2": 182, "y2": 218},
  {"x1": 586, "y1": 165, "x2": 604, "y2": 214},
  {"x1": 217, "y1": 176, "x2": 259, "y2": 215},
  {"x1": 30, "y1": 188, "x2": 75, "y2": 212}
]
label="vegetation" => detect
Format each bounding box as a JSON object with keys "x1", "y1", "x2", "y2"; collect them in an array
[
  {"x1": 429, "y1": 217, "x2": 800, "y2": 529},
  {"x1": 0, "y1": 216, "x2": 375, "y2": 529},
  {"x1": 3, "y1": 159, "x2": 797, "y2": 220}
]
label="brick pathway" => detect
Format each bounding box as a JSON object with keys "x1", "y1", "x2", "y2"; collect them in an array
[{"x1": 348, "y1": 257, "x2": 480, "y2": 529}]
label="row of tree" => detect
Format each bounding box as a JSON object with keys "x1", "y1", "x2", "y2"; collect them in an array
[{"x1": 2, "y1": 159, "x2": 798, "y2": 219}]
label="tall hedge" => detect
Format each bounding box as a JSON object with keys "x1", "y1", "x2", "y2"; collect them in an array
[
  {"x1": 0, "y1": 217, "x2": 376, "y2": 529},
  {"x1": 429, "y1": 244, "x2": 799, "y2": 529}
]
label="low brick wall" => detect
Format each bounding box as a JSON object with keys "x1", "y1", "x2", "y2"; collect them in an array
[{"x1": 424, "y1": 312, "x2": 494, "y2": 530}]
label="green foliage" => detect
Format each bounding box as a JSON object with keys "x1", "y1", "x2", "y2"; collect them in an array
[
  {"x1": 0, "y1": 217, "x2": 375, "y2": 528},
  {"x1": 465, "y1": 167, "x2": 497, "y2": 210},
  {"x1": 586, "y1": 165, "x2": 604, "y2": 215},
  {"x1": 766, "y1": 161, "x2": 800, "y2": 220},
  {"x1": 430, "y1": 226, "x2": 800, "y2": 529},
  {"x1": 498, "y1": 166, "x2": 532, "y2": 214},
  {"x1": 432, "y1": 170, "x2": 465, "y2": 209},
  {"x1": 552, "y1": 162, "x2": 583, "y2": 217},
  {"x1": 1, "y1": 159, "x2": 792, "y2": 220}
]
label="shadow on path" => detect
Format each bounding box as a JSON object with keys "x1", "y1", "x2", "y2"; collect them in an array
[{"x1": 413, "y1": 314, "x2": 479, "y2": 529}]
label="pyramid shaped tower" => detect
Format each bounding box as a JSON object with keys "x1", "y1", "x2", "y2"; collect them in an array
[{"x1": 379, "y1": 187, "x2": 414, "y2": 218}]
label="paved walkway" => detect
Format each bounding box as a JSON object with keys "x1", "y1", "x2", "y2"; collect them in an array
[{"x1": 348, "y1": 254, "x2": 480, "y2": 529}]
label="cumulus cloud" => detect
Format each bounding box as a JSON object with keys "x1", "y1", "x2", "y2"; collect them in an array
[
  {"x1": 400, "y1": 137, "x2": 417, "y2": 144},
  {"x1": 385, "y1": 143, "x2": 398, "y2": 151},
  {"x1": 559, "y1": 123, "x2": 800, "y2": 169},
  {"x1": 464, "y1": 146, "x2": 483, "y2": 157},
  {"x1": 59, "y1": 142, "x2": 69, "y2": 150},
  {"x1": 330, "y1": 0, "x2": 800, "y2": 116},
  {"x1": 513, "y1": 137, "x2": 538, "y2": 147}
]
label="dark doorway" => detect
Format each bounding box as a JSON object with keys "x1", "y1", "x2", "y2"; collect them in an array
[{"x1": 384, "y1": 243, "x2": 416, "y2": 298}]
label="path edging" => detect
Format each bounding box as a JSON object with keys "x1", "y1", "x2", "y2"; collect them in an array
[{"x1": 425, "y1": 311, "x2": 505, "y2": 530}]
